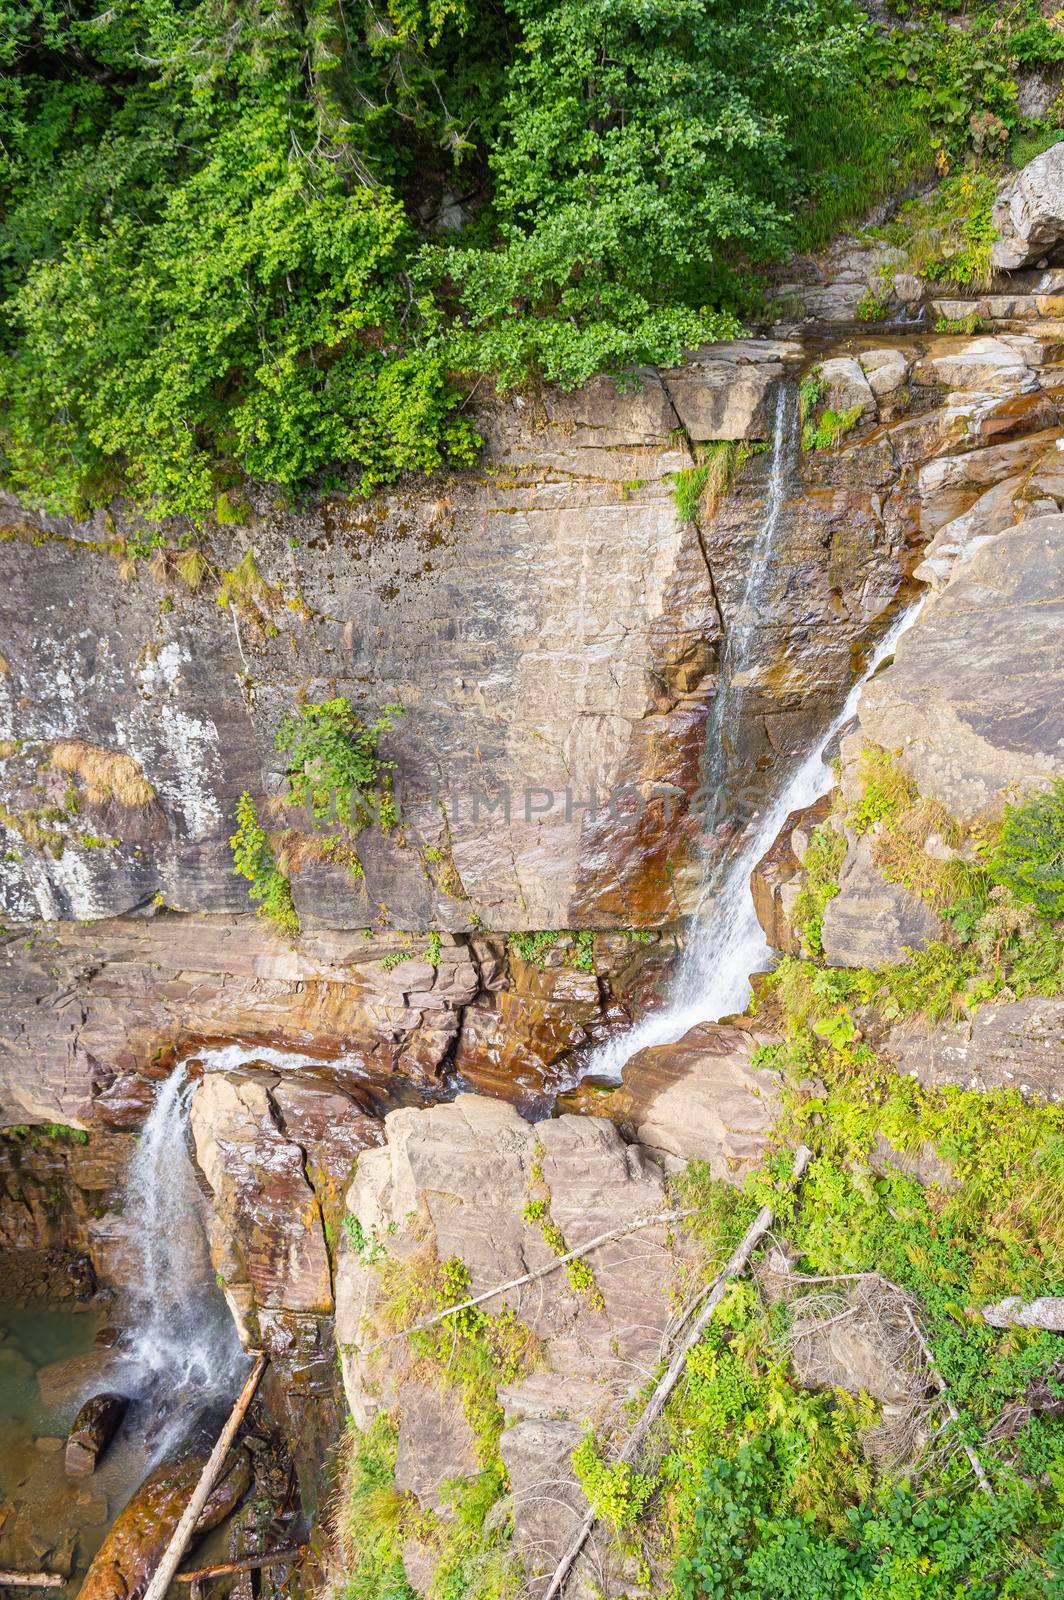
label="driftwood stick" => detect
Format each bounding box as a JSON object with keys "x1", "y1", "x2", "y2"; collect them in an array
[
  {"x1": 0, "y1": 1575, "x2": 66, "y2": 1589},
  {"x1": 364, "y1": 1207, "x2": 702, "y2": 1353},
  {"x1": 176, "y1": 1546, "x2": 305, "y2": 1583},
  {"x1": 141, "y1": 1353, "x2": 268, "y2": 1600},
  {"x1": 541, "y1": 1145, "x2": 813, "y2": 1600}
]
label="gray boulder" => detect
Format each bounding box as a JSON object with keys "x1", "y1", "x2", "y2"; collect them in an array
[
  {"x1": 993, "y1": 143, "x2": 1064, "y2": 270},
  {"x1": 851, "y1": 515, "x2": 1064, "y2": 823},
  {"x1": 820, "y1": 833, "x2": 941, "y2": 969},
  {"x1": 982, "y1": 1296, "x2": 1064, "y2": 1331}
]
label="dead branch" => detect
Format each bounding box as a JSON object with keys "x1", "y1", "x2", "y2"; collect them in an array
[
  {"x1": 0, "y1": 1576, "x2": 66, "y2": 1589},
  {"x1": 141, "y1": 1353, "x2": 268, "y2": 1600},
  {"x1": 176, "y1": 1547, "x2": 305, "y2": 1582},
  {"x1": 540, "y1": 1145, "x2": 813, "y2": 1600},
  {"x1": 902, "y1": 1305, "x2": 992, "y2": 1494},
  {"x1": 363, "y1": 1207, "x2": 702, "y2": 1353}
]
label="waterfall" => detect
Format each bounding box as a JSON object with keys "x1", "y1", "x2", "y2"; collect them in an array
[
  {"x1": 586, "y1": 601, "x2": 925, "y2": 1080},
  {"x1": 120, "y1": 1065, "x2": 244, "y2": 1428},
  {"x1": 698, "y1": 381, "x2": 801, "y2": 835}
]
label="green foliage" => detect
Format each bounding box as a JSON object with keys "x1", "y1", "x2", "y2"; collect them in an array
[
  {"x1": 509, "y1": 930, "x2": 562, "y2": 967},
  {"x1": 572, "y1": 1432, "x2": 655, "y2": 1532},
  {"x1": 429, "y1": 0, "x2": 863, "y2": 392},
  {"x1": 862, "y1": 14, "x2": 1022, "y2": 150},
  {"x1": 792, "y1": 823, "x2": 846, "y2": 958},
  {"x1": 522, "y1": 1156, "x2": 605, "y2": 1309},
  {"x1": 801, "y1": 404, "x2": 863, "y2": 453},
  {"x1": 991, "y1": 781, "x2": 1064, "y2": 920},
  {"x1": 276, "y1": 697, "x2": 402, "y2": 827},
  {"x1": 856, "y1": 283, "x2": 891, "y2": 323},
  {"x1": 337, "y1": 1416, "x2": 416, "y2": 1600},
  {"x1": 675, "y1": 1438, "x2": 1052, "y2": 1599},
  {"x1": 229, "y1": 791, "x2": 299, "y2": 937},
  {"x1": 848, "y1": 745, "x2": 912, "y2": 836},
  {"x1": 6, "y1": 0, "x2": 1020, "y2": 520},
  {"x1": 509, "y1": 929, "x2": 596, "y2": 972},
  {"x1": 935, "y1": 310, "x2": 982, "y2": 334},
  {"x1": 379, "y1": 941, "x2": 414, "y2": 972}
]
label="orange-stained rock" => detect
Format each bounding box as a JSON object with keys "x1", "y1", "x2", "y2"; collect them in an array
[
  {"x1": 749, "y1": 792, "x2": 832, "y2": 955},
  {"x1": 77, "y1": 1443, "x2": 249, "y2": 1600}
]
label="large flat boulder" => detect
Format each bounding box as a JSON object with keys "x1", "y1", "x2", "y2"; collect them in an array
[
  {"x1": 849, "y1": 516, "x2": 1064, "y2": 823},
  {"x1": 661, "y1": 339, "x2": 801, "y2": 440},
  {"x1": 884, "y1": 996, "x2": 1064, "y2": 1100},
  {"x1": 821, "y1": 832, "x2": 941, "y2": 969},
  {"x1": 334, "y1": 1094, "x2": 683, "y2": 1577},
  {"x1": 620, "y1": 1022, "x2": 781, "y2": 1175}
]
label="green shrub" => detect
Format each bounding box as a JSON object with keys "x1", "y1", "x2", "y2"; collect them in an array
[
  {"x1": 879, "y1": 168, "x2": 998, "y2": 291},
  {"x1": 801, "y1": 404, "x2": 863, "y2": 452},
  {"x1": 276, "y1": 697, "x2": 403, "y2": 828},
  {"x1": 229, "y1": 792, "x2": 299, "y2": 937},
  {"x1": 990, "y1": 781, "x2": 1064, "y2": 921},
  {"x1": 572, "y1": 1432, "x2": 655, "y2": 1533}
]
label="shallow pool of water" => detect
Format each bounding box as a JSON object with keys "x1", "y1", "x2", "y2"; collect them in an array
[{"x1": 0, "y1": 1303, "x2": 157, "y2": 1585}]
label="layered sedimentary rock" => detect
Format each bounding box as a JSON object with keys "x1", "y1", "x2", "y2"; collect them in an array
[
  {"x1": 333, "y1": 1095, "x2": 684, "y2": 1594},
  {"x1": 0, "y1": 330, "x2": 922, "y2": 936}
]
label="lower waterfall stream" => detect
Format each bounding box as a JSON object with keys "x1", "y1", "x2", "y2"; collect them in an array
[{"x1": 121, "y1": 1064, "x2": 246, "y2": 1434}]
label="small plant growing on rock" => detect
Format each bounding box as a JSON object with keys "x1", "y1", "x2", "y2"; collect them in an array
[
  {"x1": 672, "y1": 441, "x2": 751, "y2": 524},
  {"x1": 276, "y1": 696, "x2": 403, "y2": 828},
  {"x1": 802, "y1": 402, "x2": 863, "y2": 452},
  {"x1": 990, "y1": 780, "x2": 1064, "y2": 921},
  {"x1": 793, "y1": 823, "x2": 847, "y2": 957},
  {"x1": 230, "y1": 791, "x2": 299, "y2": 937},
  {"x1": 798, "y1": 366, "x2": 824, "y2": 423}
]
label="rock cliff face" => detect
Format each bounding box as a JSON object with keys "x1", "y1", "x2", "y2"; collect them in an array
[{"x1": 0, "y1": 339, "x2": 915, "y2": 937}]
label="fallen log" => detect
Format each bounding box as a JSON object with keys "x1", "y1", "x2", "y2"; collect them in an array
[
  {"x1": 66, "y1": 1394, "x2": 129, "y2": 1479},
  {"x1": 140, "y1": 1353, "x2": 267, "y2": 1600},
  {"x1": 0, "y1": 1574, "x2": 66, "y2": 1589},
  {"x1": 541, "y1": 1144, "x2": 813, "y2": 1600},
  {"x1": 77, "y1": 1439, "x2": 253, "y2": 1600},
  {"x1": 176, "y1": 1546, "x2": 305, "y2": 1583}
]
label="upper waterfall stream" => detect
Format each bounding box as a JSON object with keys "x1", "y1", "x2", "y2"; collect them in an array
[{"x1": 587, "y1": 586, "x2": 925, "y2": 1079}]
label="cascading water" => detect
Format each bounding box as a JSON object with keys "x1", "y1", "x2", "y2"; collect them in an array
[
  {"x1": 119, "y1": 1065, "x2": 245, "y2": 1442},
  {"x1": 698, "y1": 380, "x2": 801, "y2": 836},
  {"x1": 587, "y1": 592, "x2": 925, "y2": 1079}
]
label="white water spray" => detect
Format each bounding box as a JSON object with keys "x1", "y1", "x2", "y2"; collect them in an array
[
  {"x1": 121, "y1": 1065, "x2": 244, "y2": 1414},
  {"x1": 587, "y1": 599, "x2": 924, "y2": 1080}
]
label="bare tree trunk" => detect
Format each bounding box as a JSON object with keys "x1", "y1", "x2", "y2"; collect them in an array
[
  {"x1": 541, "y1": 1146, "x2": 813, "y2": 1600},
  {"x1": 140, "y1": 1353, "x2": 267, "y2": 1600}
]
